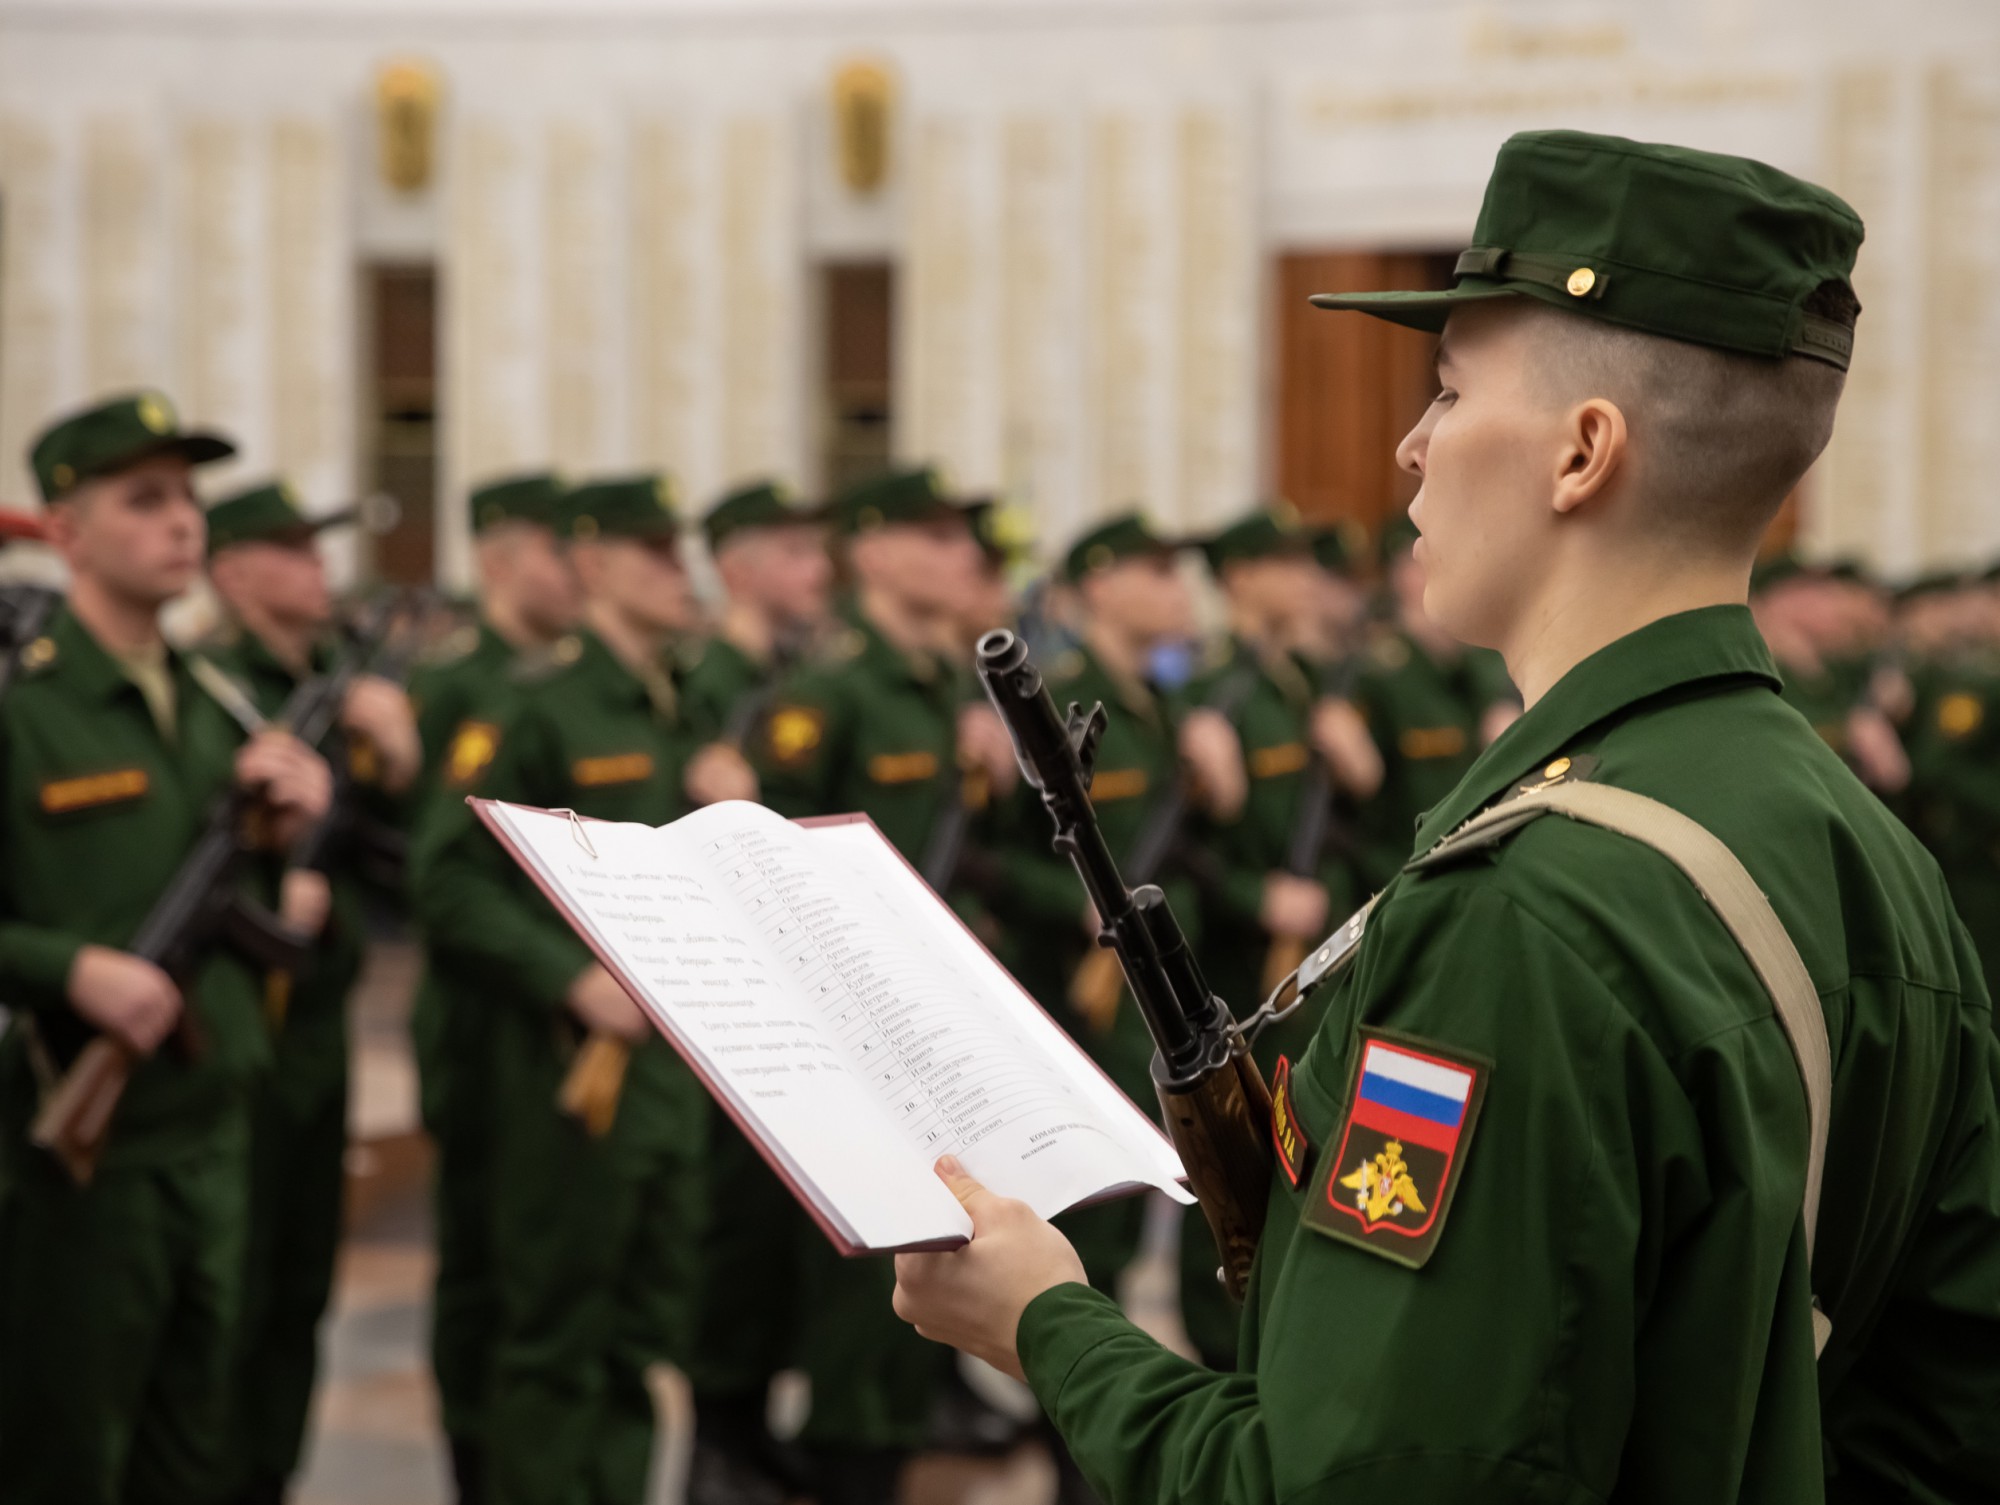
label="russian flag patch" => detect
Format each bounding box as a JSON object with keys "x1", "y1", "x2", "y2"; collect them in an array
[{"x1": 1301, "y1": 1028, "x2": 1490, "y2": 1268}]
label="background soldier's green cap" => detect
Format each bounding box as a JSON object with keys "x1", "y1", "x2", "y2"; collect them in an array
[
  {"x1": 702, "y1": 479, "x2": 825, "y2": 550},
  {"x1": 831, "y1": 466, "x2": 977, "y2": 536},
  {"x1": 1893, "y1": 569, "x2": 1966, "y2": 605},
  {"x1": 1823, "y1": 556, "x2": 1872, "y2": 586},
  {"x1": 566, "y1": 473, "x2": 681, "y2": 542},
  {"x1": 1200, "y1": 500, "x2": 1314, "y2": 572},
  {"x1": 205, "y1": 479, "x2": 355, "y2": 556},
  {"x1": 1309, "y1": 130, "x2": 1864, "y2": 370},
  {"x1": 470, "y1": 472, "x2": 567, "y2": 533},
  {"x1": 1749, "y1": 552, "x2": 1811, "y2": 594},
  {"x1": 30, "y1": 390, "x2": 235, "y2": 503},
  {"x1": 1060, "y1": 512, "x2": 1185, "y2": 583},
  {"x1": 1311, "y1": 519, "x2": 1370, "y2": 577}
]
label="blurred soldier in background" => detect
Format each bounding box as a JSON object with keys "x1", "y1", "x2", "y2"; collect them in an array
[
  {"x1": 200, "y1": 480, "x2": 421, "y2": 1505},
  {"x1": 1351, "y1": 515, "x2": 1519, "y2": 891},
  {"x1": 404, "y1": 471, "x2": 577, "y2": 1505},
  {"x1": 0, "y1": 393, "x2": 331, "y2": 1504},
  {"x1": 414, "y1": 475, "x2": 749, "y2": 1505},
  {"x1": 681, "y1": 478, "x2": 832, "y2": 1505},
  {"x1": 749, "y1": 466, "x2": 1003, "y2": 1505}
]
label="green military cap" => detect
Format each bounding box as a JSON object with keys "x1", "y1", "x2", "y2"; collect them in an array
[
  {"x1": 566, "y1": 473, "x2": 680, "y2": 542},
  {"x1": 831, "y1": 465, "x2": 977, "y2": 536},
  {"x1": 30, "y1": 390, "x2": 235, "y2": 503},
  {"x1": 1311, "y1": 519, "x2": 1370, "y2": 577},
  {"x1": 1893, "y1": 570, "x2": 1966, "y2": 606},
  {"x1": 701, "y1": 479, "x2": 825, "y2": 550},
  {"x1": 1060, "y1": 512, "x2": 1185, "y2": 583},
  {"x1": 1200, "y1": 500, "x2": 1314, "y2": 572},
  {"x1": 1823, "y1": 556, "x2": 1872, "y2": 585},
  {"x1": 1310, "y1": 130, "x2": 1864, "y2": 370},
  {"x1": 1749, "y1": 552, "x2": 1811, "y2": 595},
  {"x1": 470, "y1": 472, "x2": 567, "y2": 533},
  {"x1": 205, "y1": 479, "x2": 355, "y2": 557}
]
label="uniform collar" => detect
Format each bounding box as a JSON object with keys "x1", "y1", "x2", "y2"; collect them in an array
[
  {"x1": 848, "y1": 603, "x2": 943, "y2": 687},
  {"x1": 1078, "y1": 638, "x2": 1158, "y2": 724},
  {"x1": 1413, "y1": 605, "x2": 1780, "y2": 849},
  {"x1": 47, "y1": 603, "x2": 182, "y2": 706},
  {"x1": 473, "y1": 618, "x2": 517, "y2": 666},
  {"x1": 573, "y1": 629, "x2": 652, "y2": 707}
]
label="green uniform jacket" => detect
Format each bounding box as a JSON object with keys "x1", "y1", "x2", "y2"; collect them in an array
[
  {"x1": 754, "y1": 610, "x2": 961, "y2": 859},
  {"x1": 680, "y1": 635, "x2": 770, "y2": 745},
  {"x1": 201, "y1": 629, "x2": 371, "y2": 1115},
  {"x1": 1900, "y1": 661, "x2": 2000, "y2": 983},
  {"x1": 413, "y1": 631, "x2": 704, "y2": 1148},
  {"x1": 1351, "y1": 627, "x2": 1511, "y2": 890},
  {"x1": 1016, "y1": 606, "x2": 2000, "y2": 1505},
  {"x1": 0, "y1": 607, "x2": 268, "y2": 1164},
  {"x1": 408, "y1": 622, "x2": 519, "y2": 806}
]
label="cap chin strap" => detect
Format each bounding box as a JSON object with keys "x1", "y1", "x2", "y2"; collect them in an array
[{"x1": 1451, "y1": 244, "x2": 1854, "y2": 370}]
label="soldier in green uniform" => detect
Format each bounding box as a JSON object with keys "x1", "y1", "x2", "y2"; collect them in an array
[
  {"x1": 404, "y1": 471, "x2": 576, "y2": 1505},
  {"x1": 749, "y1": 465, "x2": 992, "y2": 1505},
  {"x1": 1177, "y1": 506, "x2": 1356, "y2": 1368},
  {"x1": 680, "y1": 479, "x2": 831, "y2": 741},
  {"x1": 891, "y1": 132, "x2": 2000, "y2": 1503},
  {"x1": 0, "y1": 393, "x2": 332, "y2": 1504},
  {"x1": 680, "y1": 479, "x2": 832, "y2": 1505},
  {"x1": 414, "y1": 475, "x2": 745, "y2": 1505},
  {"x1": 201, "y1": 480, "x2": 422, "y2": 1505},
  {"x1": 1351, "y1": 515, "x2": 1519, "y2": 890}
]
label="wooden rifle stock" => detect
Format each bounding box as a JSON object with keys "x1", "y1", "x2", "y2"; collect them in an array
[
  {"x1": 1158, "y1": 1044, "x2": 1272, "y2": 1300},
  {"x1": 28, "y1": 1037, "x2": 133, "y2": 1185},
  {"x1": 559, "y1": 1033, "x2": 631, "y2": 1137}
]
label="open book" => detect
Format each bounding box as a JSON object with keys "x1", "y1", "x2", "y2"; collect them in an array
[{"x1": 472, "y1": 798, "x2": 1190, "y2": 1253}]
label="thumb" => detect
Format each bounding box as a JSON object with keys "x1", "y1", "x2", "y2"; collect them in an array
[{"x1": 934, "y1": 1155, "x2": 1002, "y2": 1229}]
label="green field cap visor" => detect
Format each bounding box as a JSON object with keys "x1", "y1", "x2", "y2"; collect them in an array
[{"x1": 1308, "y1": 130, "x2": 1863, "y2": 372}]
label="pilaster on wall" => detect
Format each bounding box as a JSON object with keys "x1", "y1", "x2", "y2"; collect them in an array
[
  {"x1": 442, "y1": 107, "x2": 803, "y2": 589},
  {"x1": 899, "y1": 100, "x2": 1256, "y2": 556}
]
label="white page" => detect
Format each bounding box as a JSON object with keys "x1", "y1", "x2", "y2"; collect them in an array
[{"x1": 484, "y1": 799, "x2": 1188, "y2": 1252}]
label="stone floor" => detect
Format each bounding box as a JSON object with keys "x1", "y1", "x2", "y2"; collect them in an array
[{"x1": 291, "y1": 940, "x2": 1195, "y2": 1505}]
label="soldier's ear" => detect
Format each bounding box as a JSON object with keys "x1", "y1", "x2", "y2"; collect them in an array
[{"x1": 1550, "y1": 397, "x2": 1628, "y2": 518}]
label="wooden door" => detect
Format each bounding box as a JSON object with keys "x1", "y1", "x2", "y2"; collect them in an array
[{"x1": 1271, "y1": 250, "x2": 1456, "y2": 540}]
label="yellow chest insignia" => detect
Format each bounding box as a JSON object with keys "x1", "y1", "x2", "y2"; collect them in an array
[
  {"x1": 1399, "y1": 725, "x2": 1468, "y2": 760},
  {"x1": 40, "y1": 767, "x2": 150, "y2": 815},
  {"x1": 1249, "y1": 741, "x2": 1309, "y2": 779},
  {"x1": 868, "y1": 749, "x2": 939, "y2": 785},
  {"x1": 572, "y1": 751, "x2": 656, "y2": 788},
  {"x1": 1938, "y1": 691, "x2": 1984, "y2": 739},
  {"x1": 766, "y1": 706, "x2": 825, "y2": 765},
  {"x1": 1088, "y1": 767, "x2": 1149, "y2": 802},
  {"x1": 444, "y1": 721, "x2": 501, "y2": 788}
]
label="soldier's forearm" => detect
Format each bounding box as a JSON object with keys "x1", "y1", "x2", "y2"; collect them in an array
[
  {"x1": 0, "y1": 921, "x2": 90, "y2": 1014},
  {"x1": 1019, "y1": 1283, "x2": 1277, "y2": 1505}
]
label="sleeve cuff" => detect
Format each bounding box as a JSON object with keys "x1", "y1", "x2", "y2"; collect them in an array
[
  {"x1": 0, "y1": 924, "x2": 86, "y2": 1012},
  {"x1": 1018, "y1": 1280, "x2": 1139, "y2": 1412}
]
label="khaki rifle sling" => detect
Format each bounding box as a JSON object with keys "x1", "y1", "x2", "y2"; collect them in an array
[{"x1": 1412, "y1": 780, "x2": 1835, "y2": 1357}]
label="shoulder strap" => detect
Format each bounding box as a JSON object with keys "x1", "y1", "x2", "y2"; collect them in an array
[{"x1": 1413, "y1": 780, "x2": 1834, "y2": 1356}]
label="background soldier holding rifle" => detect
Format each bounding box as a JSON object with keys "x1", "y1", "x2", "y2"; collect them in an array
[
  {"x1": 199, "y1": 479, "x2": 422, "y2": 1505},
  {"x1": 0, "y1": 392, "x2": 332, "y2": 1505},
  {"x1": 891, "y1": 133, "x2": 2000, "y2": 1502},
  {"x1": 413, "y1": 474, "x2": 752, "y2": 1505}
]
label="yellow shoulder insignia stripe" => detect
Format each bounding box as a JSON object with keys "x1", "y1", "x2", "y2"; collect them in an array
[
  {"x1": 766, "y1": 706, "x2": 825, "y2": 765},
  {"x1": 1088, "y1": 767, "x2": 1150, "y2": 802},
  {"x1": 867, "y1": 750, "x2": 939, "y2": 785},
  {"x1": 1399, "y1": 726, "x2": 1467, "y2": 760},
  {"x1": 444, "y1": 720, "x2": 502, "y2": 788},
  {"x1": 41, "y1": 767, "x2": 149, "y2": 814},
  {"x1": 1249, "y1": 742, "x2": 1309, "y2": 779},
  {"x1": 572, "y1": 752, "x2": 656, "y2": 788}
]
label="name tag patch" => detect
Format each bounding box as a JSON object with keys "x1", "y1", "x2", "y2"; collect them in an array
[
  {"x1": 572, "y1": 752, "x2": 656, "y2": 788},
  {"x1": 40, "y1": 767, "x2": 149, "y2": 815},
  {"x1": 1399, "y1": 726, "x2": 1468, "y2": 760},
  {"x1": 867, "y1": 750, "x2": 939, "y2": 785},
  {"x1": 1302, "y1": 1028, "x2": 1489, "y2": 1269},
  {"x1": 1088, "y1": 767, "x2": 1149, "y2": 802},
  {"x1": 1270, "y1": 1056, "x2": 1309, "y2": 1187},
  {"x1": 1249, "y1": 742, "x2": 1308, "y2": 779}
]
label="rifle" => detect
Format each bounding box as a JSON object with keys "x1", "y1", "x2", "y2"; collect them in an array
[
  {"x1": 1068, "y1": 658, "x2": 1258, "y2": 1029},
  {"x1": 29, "y1": 600, "x2": 403, "y2": 1183},
  {"x1": 979, "y1": 629, "x2": 1272, "y2": 1299}
]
